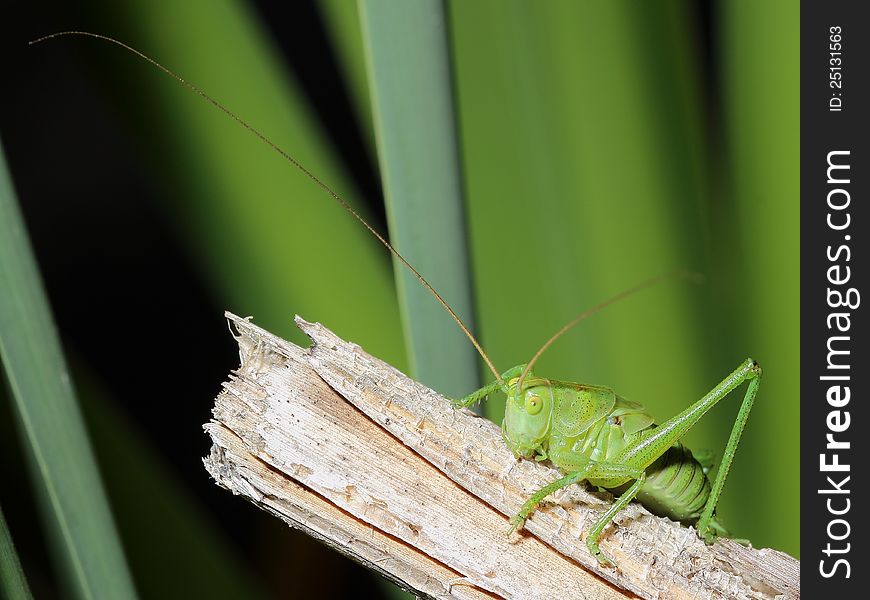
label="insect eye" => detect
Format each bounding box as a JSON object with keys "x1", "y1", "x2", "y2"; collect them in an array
[{"x1": 525, "y1": 394, "x2": 543, "y2": 415}]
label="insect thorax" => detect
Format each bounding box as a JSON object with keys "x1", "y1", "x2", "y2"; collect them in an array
[{"x1": 546, "y1": 395, "x2": 653, "y2": 473}]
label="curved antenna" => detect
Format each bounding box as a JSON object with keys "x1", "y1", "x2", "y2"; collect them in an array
[
  {"x1": 517, "y1": 270, "x2": 703, "y2": 390},
  {"x1": 30, "y1": 31, "x2": 504, "y2": 385}
]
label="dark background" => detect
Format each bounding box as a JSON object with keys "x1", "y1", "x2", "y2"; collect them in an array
[{"x1": 1, "y1": 2, "x2": 386, "y2": 598}]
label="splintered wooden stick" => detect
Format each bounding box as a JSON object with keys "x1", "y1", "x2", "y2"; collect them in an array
[{"x1": 204, "y1": 313, "x2": 799, "y2": 600}]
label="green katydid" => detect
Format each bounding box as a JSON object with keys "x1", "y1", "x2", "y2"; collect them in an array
[
  {"x1": 31, "y1": 31, "x2": 762, "y2": 569},
  {"x1": 454, "y1": 340, "x2": 760, "y2": 568}
]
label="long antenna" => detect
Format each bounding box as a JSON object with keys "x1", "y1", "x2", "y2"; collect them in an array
[
  {"x1": 516, "y1": 270, "x2": 702, "y2": 390},
  {"x1": 30, "y1": 31, "x2": 504, "y2": 384}
]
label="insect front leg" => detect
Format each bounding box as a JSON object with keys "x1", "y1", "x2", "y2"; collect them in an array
[{"x1": 451, "y1": 364, "x2": 527, "y2": 408}]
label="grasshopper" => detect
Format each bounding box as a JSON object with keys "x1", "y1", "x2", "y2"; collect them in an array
[{"x1": 31, "y1": 31, "x2": 761, "y2": 569}]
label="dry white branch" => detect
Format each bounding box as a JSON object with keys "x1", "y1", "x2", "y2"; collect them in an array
[{"x1": 204, "y1": 313, "x2": 799, "y2": 600}]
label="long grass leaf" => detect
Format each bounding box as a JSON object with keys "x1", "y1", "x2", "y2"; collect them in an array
[
  {"x1": 0, "y1": 503, "x2": 33, "y2": 600},
  {"x1": 359, "y1": 0, "x2": 480, "y2": 399},
  {"x1": 0, "y1": 141, "x2": 136, "y2": 598},
  {"x1": 720, "y1": 0, "x2": 800, "y2": 556}
]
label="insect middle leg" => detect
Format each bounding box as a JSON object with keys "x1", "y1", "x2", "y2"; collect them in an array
[
  {"x1": 510, "y1": 459, "x2": 644, "y2": 568},
  {"x1": 584, "y1": 467, "x2": 647, "y2": 568},
  {"x1": 508, "y1": 462, "x2": 594, "y2": 533}
]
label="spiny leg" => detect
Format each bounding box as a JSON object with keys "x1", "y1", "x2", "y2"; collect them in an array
[
  {"x1": 574, "y1": 359, "x2": 760, "y2": 565},
  {"x1": 604, "y1": 358, "x2": 762, "y2": 543},
  {"x1": 696, "y1": 364, "x2": 762, "y2": 542},
  {"x1": 509, "y1": 459, "x2": 646, "y2": 569},
  {"x1": 567, "y1": 462, "x2": 647, "y2": 567},
  {"x1": 585, "y1": 471, "x2": 646, "y2": 568},
  {"x1": 508, "y1": 462, "x2": 594, "y2": 533},
  {"x1": 452, "y1": 364, "x2": 527, "y2": 408}
]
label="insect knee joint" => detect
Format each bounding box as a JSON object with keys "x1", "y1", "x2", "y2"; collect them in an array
[{"x1": 747, "y1": 358, "x2": 762, "y2": 377}]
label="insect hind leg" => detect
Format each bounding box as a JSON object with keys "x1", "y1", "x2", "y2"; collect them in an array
[
  {"x1": 696, "y1": 364, "x2": 762, "y2": 542},
  {"x1": 606, "y1": 358, "x2": 761, "y2": 544}
]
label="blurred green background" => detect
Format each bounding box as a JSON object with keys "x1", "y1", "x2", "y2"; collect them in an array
[{"x1": 0, "y1": 0, "x2": 798, "y2": 598}]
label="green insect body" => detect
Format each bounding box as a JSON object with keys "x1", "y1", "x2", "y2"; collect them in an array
[
  {"x1": 35, "y1": 32, "x2": 763, "y2": 571},
  {"x1": 455, "y1": 359, "x2": 761, "y2": 567},
  {"x1": 508, "y1": 378, "x2": 717, "y2": 524}
]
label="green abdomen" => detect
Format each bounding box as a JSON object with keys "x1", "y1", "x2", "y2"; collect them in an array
[
  {"x1": 546, "y1": 395, "x2": 712, "y2": 525},
  {"x1": 633, "y1": 443, "x2": 710, "y2": 524}
]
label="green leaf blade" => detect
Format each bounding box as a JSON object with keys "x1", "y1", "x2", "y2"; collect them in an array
[
  {"x1": 359, "y1": 0, "x2": 481, "y2": 398},
  {"x1": 0, "y1": 503, "x2": 33, "y2": 600},
  {"x1": 0, "y1": 141, "x2": 137, "y2": 599}
]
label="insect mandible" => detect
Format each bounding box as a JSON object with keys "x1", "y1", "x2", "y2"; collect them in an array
[{"x1": 31, "y1": 31, "x2": 762, "y2": 569}]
